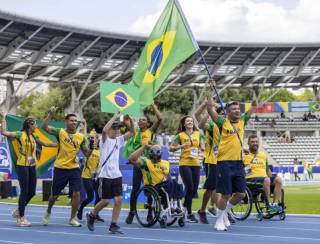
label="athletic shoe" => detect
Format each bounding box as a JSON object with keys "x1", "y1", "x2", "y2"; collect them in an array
[
  {"x1": 109, "y1": 223, "x2": 123, "y2": 234},
  {"x1": 208, "y1": 206, "x2": 217, "y2": 216},
  {"x1": 187, "y1": 214, "x2": 199, "y2": 223},
  {"x1": 86, "y1": 212, "x2": 95, "y2": 231},
  {"x1": 12, "y1": 209, "x2": 19, "y2": 219},
  {"x1": 125, "y1": 211, "x2": 135, "y2": 224},
  {"x1": 42, "y1": 212, "x2": 51, "y2": 226},
  {"x1": 227, "y1": 212, "x2": 236, "y2": 224},
  {"x1": 77, "y1": 210, "x2": 83, "y2": 220},
  {"x1": 69, "y1": 217, "x2": 82, "y2": 227},
  {"x1": 214, "y1": 219, "x2": 227, "y2": 231},
  {"x1": 271, "y1": 203, "x2": 282, "y2": 213},
  {"x1": 16, "y1": 217, "x2": 31, "y2": 227},
  {"x1": 95, "y1": 214, "x2": 105, "y2": 223},
  {"x1": 197, "y1": 210, "x2": 209, "y2": 224},
  {"x1": 223, "y1": 212, "x2": 231, "y2": 227}
]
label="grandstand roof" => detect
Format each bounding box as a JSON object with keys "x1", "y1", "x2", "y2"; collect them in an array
[{"x1": 0, "y1": 10, "x2": 320, "y2": 89}]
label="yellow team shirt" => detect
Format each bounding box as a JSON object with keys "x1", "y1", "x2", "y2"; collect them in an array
[
  {"x1": 15, "y1": 131, "x2": 39, "y2": 166},
  {"x1": 50, "y1": 128, "x2": 86, "y2": 169},
  {"x1": 140, "y1": 157, "x2": 170, "y2": 185},
  {"x1": 215, "y1": 113, "x2": 250, "y2": 162},
  {"x1": 244, "y1": 152, "x2": 268, "y2": 179},
  {"x1": 174, "y1": 131, "x2": 204, "y2": 166},
  {"x1": 203, "y1": 121, "x2": 220, "y2": 165},
  {"x1": 81, "y1": 149, "x2": 100, "y2": 179}
]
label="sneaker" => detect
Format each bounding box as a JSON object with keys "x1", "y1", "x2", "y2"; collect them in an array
[
  {"x1": 271, "y1": 203, "x2": 282, "y2": 213},
  {"x1": 227, "y1": 212, "x2": 236, "y2": 224},
  {"x1": 12, "y1": 209, "x2": 19, "y2": 219},
  {"x1": 125, "y1": 211, "x2": 135, "y2": 224},
  {"x1": 223, "y1": 212, "x2": 231, "y2": 227},
  {"x1": 95, "y1": 214, "x2": 105, "y2": 223},
  {"x1": 42, "y1": 212, "x2": 51, "y2": 226},
  {"x1": 17, "y1": 217, "x2": 31, "y2": 227},
  {"x1": 69, "y1": 217, "x2": 82, "y2": 227},
  {"x1": 214, "y1": 219, "x2": 227, "y2": 231},
  {"x1": 77, "y1": 210, "x2": 83, "y2": 221},
  {"x1": 208, "y1": 206, "x2": 217, "y2": 216},
  {"x1": 187, "y1": 214, "x2": 198, "y2": 223},
  {"x1": 86, "y1": 212, "x2": 95, "y2": 231},
  {"x1": 109, "y1": 223, "x2": 123, "y2": 234},
  {"x1": 197, "y1": 210, "x2": 209, "y2": 224}
]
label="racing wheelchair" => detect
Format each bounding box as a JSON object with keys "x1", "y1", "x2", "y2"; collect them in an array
[
  {"x1": 230, "y1": 182, "x2": 286, "y2": 221},
  {"x1": 133, "y1": 179, "x2": 186, "y2": 228}
]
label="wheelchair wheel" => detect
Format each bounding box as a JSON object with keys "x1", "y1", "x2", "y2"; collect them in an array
[
  {"x1": 230, "y1": 187, "x2": 253, "y2": 221},
  {"x1": 135, "y1": 185, "x2": 161, "y2": 227},
  {"x1": 166, "y1": 217, "x2": 177, "y2": 226},
  {"x1": 255, "y1": 190, "x2": 269, "y2": 220},
  {"x1": 279, "y1": 212, "x2": 286, "y2": 221},
  {"x1": 178, "y1": 217, "x2": 185, "y2": 227},
  {"x1": 280, "y1": 189, "x2": 286, "y2": 210}
]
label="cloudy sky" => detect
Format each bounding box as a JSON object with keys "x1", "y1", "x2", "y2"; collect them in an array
[{"x1": 1, "y1": 0, "x2": 320, "y2": 42}]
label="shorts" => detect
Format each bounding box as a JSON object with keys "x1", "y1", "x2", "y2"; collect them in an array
[
  {"x1": 202, "y1": 160, "x2": 209, "y2": 177},
  {"x1": 52, "y1": 168, "x2": 81, "y2": 196},
  {"x1": 216, "y1": 161, "x2": 246, "y2": 196},
  {"x1": 246, "y1": 177, "x2": 266, "y2": 186},
  {"x1": 100, "y1": 177, "x2": 123, "y2": 199},
  {"x1": 203, "y1": 164, "x2": 217, "y2": 190}
]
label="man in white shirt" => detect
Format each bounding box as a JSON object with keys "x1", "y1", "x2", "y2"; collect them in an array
[
  {"x1": 293, "y1": 158, "x2": 300, "y2": 181},
  {"x1": 86, "y1": 113, "x2": 134, "y2": 234}
]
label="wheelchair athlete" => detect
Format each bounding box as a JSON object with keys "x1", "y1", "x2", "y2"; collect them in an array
[
  {"x1": 244, "y1": 135, "x2": 283, "y2": 213},
  {"x1": 128, "y1": 144, "x2": 178, "y2": 226}
]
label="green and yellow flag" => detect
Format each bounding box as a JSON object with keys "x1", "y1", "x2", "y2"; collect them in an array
[
  {"x1": 100, "y1": 81, "x2": 140, "y2": 117},
  {"x1": 5, "y1": 114, "x2": 64, "y2": 175},
  {"x1": 132, "y1": 0, "x2": 199, "y2": 107}
]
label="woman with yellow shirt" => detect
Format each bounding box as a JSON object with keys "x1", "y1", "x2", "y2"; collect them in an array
[
  {"x1": 125, "y1": 104, "x2": 162, "y2": 224},
  {"x1": 170, "y1": 116, "x2": 205, "y2": 223},
  {"x1": 77, "y1": 131, "x2": 103, "y2": 221},
  {"x1": 0, "y1": 117, "x2": 56, "y2": 227}
]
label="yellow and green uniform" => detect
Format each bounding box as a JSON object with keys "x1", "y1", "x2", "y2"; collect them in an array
[
  {"x1": 123, "y1": 128, "x2": 157, "y2": 157},
  {"x1": 49, "y1": 128, "x2": 86, "y2": 169},
  {"x1": 81, "y1": 149, "x2": 100, "y2": 179},
  {"x1": 203, "y1": 121, "x2": 220, "y2": 165},
  {"x1": 15, "y1": 131, "x2": 39, "y2": 166},
  {"x1": 215, "y1": 113, "x2": 250, "y2": 162},
  {"x1": 140, "y1": 157, "x2": 170, "y2": 186},
  {"x1": 174, "y1": 131, "x2": 205, "y2": 166},
  {"x1": 244, "y1": 151, "x2": 268, "y2": 179}
]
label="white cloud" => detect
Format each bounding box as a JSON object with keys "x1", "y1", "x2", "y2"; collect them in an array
[{"x1": 131, "y1": 0, "x2": 320, "y2": 42}]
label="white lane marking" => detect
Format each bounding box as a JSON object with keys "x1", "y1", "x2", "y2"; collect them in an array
[{"x1": 0, "y1": 240, "x2": 34, "y2": 244}]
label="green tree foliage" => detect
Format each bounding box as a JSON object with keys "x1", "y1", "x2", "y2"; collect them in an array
[
  {"x1": 260, "y1": 89, "x2": 296, "y2": 102},
  {"x1": 18, "y1": 87, "x2": 69, "y2": 120},
  {"x1": 295, "y1": 89, "x2": 314, "y2": 101},
  {"x1": 220, "y1": 88, "x2": 253, "y2": 102}
]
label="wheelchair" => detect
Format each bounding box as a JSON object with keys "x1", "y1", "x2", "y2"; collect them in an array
[
  {"x1": 133, "y1": 180, "x2": 186, "y2": 228},
  {"x1": 230, "y1": 183, "x2": 286, "y2": 221}
]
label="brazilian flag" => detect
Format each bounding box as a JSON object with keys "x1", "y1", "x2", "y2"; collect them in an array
[
  {"x1": 5, "y1": 114, "x2": 64, "y2": 175},
  {"x1": 309, "y1": 102, "x2": 320, "y2": 112},
  {"x1": 132, "y1": 0, "x2": 199, "y2": 107},
  {"x1": 100, "y1": 81, "x2": 140, "y2": 117}
]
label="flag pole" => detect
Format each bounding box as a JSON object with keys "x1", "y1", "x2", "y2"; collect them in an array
[{"x1": 174, "y1": 0, "x2": 226, "y2": 114}]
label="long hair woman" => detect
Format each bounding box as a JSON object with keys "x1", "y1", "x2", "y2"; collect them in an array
[
  {"x1": 0, "y1": 117, "x2": 56, "y2": 227},
  {"x1": 170, "y1": 115, "x2": 205, "y2": 223}
]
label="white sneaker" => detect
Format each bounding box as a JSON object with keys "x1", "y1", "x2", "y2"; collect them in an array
[
  {"x1": 12, "y1": 209, "x2": 19, "y2": 219},
  {"x1": 214, "y1": 219, "x2": 227, "y2": 231},
  {"x1": 17, "y1": 217, "x2": 31, "y2": 227},
  {"x1": 69, "y1": 217, "x2": 82, "y2": 227},
  {"x1": 42, "y1": 212, "x2": 51, "y2": 226},
  {"x1": 223, "y1": 212, "x2": 231, "y2": 227}
]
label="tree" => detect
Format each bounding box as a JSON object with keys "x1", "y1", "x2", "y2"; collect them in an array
[
  {"x1": 260, "y1": 89, "x2": 296, "y2": 102},
  {"x1": 296, "y1": 89, "x2": 314, "y2": 101}
]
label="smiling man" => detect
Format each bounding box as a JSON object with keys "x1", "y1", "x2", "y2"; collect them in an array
[{"x1": 42, "y1": 106, "x2": 92, "y2": 227}]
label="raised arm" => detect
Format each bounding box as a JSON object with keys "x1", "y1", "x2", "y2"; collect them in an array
[
  {"x1": 102, "y1": 113, "x2": 120, "y2": 141},
  {"x1": 80, "y1": 119, "x2": 87, "y2": 135},
  {"x1": 0, "y1": 120, "x2": 16, "y2": 138},
  {"x1": 35, "y1": 138, "x2": 57, "y2": 148},
  {"x1": 128, "y1": 145, "x2": 147, "y2": 166},
  {"x1": 194, "y1": 99, "x2": 207, "y2": 124},
  {"x1": 43, "y1": 106, "x2": 58, "y2": 134},
  {"x1": 206, "y1": 97, "x2": 219, "y2": 122},
  {"x1": 151, "y1": 103, "x2": 162, "y2": 132},
  {"x1": 198, "y1": 114, "x2": 209, "y2": 130},
  {"x1": 123, "y1": 115, "x2": 135, "y2": 140}
]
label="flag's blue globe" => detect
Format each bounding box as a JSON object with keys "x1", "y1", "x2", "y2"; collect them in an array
[{"x1": 114, "y1": 91, "x2": 128, "y2": 107}]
